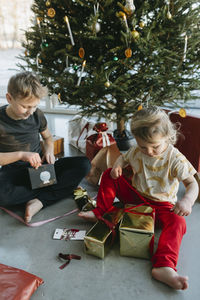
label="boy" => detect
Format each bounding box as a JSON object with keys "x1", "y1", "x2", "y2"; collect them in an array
[{"x1": 0, "y1": 71, "x2": 90, "y2": 222}]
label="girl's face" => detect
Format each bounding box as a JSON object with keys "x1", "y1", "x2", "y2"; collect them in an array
[
  {"x1": 135, "y1": 134, "x2": 168, "y2": 157},
  {"x1": 6, "y1": 93, "x2": 40, "y2": 120}
]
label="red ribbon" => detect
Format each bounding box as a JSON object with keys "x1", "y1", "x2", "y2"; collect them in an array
[{"x1": 58, "y1": 253, "x2": 81, "y2": 269}]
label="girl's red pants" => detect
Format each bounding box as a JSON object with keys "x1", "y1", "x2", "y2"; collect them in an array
[{"x1": 92, "y1": 168, "x2": 186, "y2": 270}]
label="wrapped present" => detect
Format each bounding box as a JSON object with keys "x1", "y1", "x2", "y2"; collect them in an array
[
  {"x1": 119, "y1": 204, "x2": 155, "y2": 259},
  {"x1": 28, "y1": 164, "x2": 57, "y2": 189},
  {"x1": 84, "y1": 208, "x2": 124, "y2": 259},
  {"x1": 73, "y1": 186, "x2": 96, "y2": 211},
  {"x1": 86, "y1": 122, "x2": 116, "y2": 161}
]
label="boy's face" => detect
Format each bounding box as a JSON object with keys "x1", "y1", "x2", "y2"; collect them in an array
[
  {"x1": 135, "y1": 134, "x2": 168, "y2": 157},
  {"x1": 6, "y1": 93, "x2": 40, "y2": 120}
]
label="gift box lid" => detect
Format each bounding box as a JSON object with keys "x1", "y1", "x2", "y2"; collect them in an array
[{"x1": 120, "y1": 205, "x2": 154, "y2": 234}]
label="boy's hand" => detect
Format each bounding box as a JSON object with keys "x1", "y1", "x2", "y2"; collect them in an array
[
  {"x1": 110, "y1": 166, "x2": 122, "y2": 179},
  {"x1": 171, "y1": 199, "x2": 192, "y2": 216},
  {"x1": 42, "y1": 152, "x2": 55, "y2": 164},
  {"x1": 21, "y1": 152, "x2": 42, "y2": 169}
]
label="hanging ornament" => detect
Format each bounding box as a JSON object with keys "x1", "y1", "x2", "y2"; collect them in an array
[
  {"x1": 131, "y1": 29, "x2": 140, "y2": 39},
  {"x1": 95, "y1": 22, "x2": 101, "y2": 33},
  {"x1": 45, "y1": 0, "x2": 51, "y2": 6},
  {"x1": 73, "y1": 64, "x2": 78, "y2": 70},
  {"x1": 77, "y1": 60, "x2": 86, "y2": 86},
  {"x1": 113, "y1": 56, "x2": 119, "y2": 61},
  {"x1": 179, "y1": 108, "x2": 186, "y2": 118},
  {"x1": 24, "y1": 49, "x2": 28, "y2": 56},
  {"x1": 183, "y1": 34, "x2": 188, "y2": 62},
  {"x1": 40, "y1": 40, "x2": 49, "y2": 50},
  {"x1": 47, "y1": 8, "x2": 56, "y2": 18},
  {"x1": 139, "y1": 21, "x2": 145, "y2": 28},
  {"x1": 138, "y1": 104, "x2": 143, "y2": 111},
  {"x1": 166, "y1": 1, "x2": 172, "y2": 19},
  {"x1": 125, "y1": 48, "x2": 132, "y2": 58},
  {"x1": 124, "y1": 0, "x2": 135, "y2": 15},
  {"x1": 104, "y1": 81, "x2": 111, "y2": 88},
  {"x1": 93, "y1": 2, "x2": 101, "y2": 33},
  {"x1": 78, "y1": 47, "x2": 85, "y2": 59},
  {"x1": 167, "y1": 11, "x2": 172, "y2": 19},
  {"x1": 64, "y1": 16, "x2": 75, "y2": 46}
]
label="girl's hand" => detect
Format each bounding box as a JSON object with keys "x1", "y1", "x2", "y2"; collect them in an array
[
  {"x1": 21, "y1": 152, "x2": 42, "y2": 169},
  {"x1": 171, "y1": 199, "x2": 192, "y2": 216},
  {"x1": 110, "y1": 166, "x2": 122, "y2": 179}
]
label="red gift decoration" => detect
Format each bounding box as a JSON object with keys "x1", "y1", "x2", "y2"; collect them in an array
[{"x1": 86, "y1": 122, "x2": 116, "y2": 161}]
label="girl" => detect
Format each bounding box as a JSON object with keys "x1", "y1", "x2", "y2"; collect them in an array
[{"x1": 79, "y1": 106, "x2": 198, "y2": 290}]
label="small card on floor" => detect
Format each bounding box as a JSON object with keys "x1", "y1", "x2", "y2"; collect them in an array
[
  {"x1": 28, "y1": 164, "x2": 57, "y2": 189},
  {"x1": 53, "y1": 228, "x2": 86, "y2": 241}
]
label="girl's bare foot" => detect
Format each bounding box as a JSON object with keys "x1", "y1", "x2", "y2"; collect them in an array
[
  {"x1": 78, "y1": 210, "x2": 97, "y2": 222},
  {"x1": 152, "y1": 267, "x2": 189, "y2": 290},
  {"x1": 25, "y1": 199, "x2": 43, "y2": 223}
]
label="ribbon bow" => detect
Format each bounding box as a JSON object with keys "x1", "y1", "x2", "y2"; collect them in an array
[
  {"x1": 93, "y1": 122, "x2": 108, "y2": 132},
  {"x1": 58, "y1": 253, "x2": 81, "y2": 269}
]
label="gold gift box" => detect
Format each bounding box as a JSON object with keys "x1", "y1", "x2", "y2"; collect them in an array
[
  {"x1": 119, "y1": 205, "x2": 154, "y2": 259},
  {"x1": 73, "y1": 187, "x2": 96, "y2": 211},
  {"x1": 84, "y1": 208, "x2": 124, "y2": 259}
]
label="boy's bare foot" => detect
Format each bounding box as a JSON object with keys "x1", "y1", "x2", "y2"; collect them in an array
[
  {"x1": 152, "y1": 267, "x2": 189, "y2": 290},
  {"x1": 25, "y1": 199, "x2": 43, "y2": 223},
  {"x1": 78, "y1": 210, "x2": 97, "y2": 223}
]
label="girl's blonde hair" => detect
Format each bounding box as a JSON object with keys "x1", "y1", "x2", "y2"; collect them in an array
[
  {"x1": 7, "y1": 71, "x2": 48, "y2": 100},
  {"x1": 130, "y1": 106, "x2": 178, "y2": 145}
]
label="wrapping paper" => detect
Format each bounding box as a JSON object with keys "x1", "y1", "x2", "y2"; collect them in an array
[
  {"x1": 119, "y1": 205, "x2": 155, "y2": 259},
  {"x1": 84, "y1": 208, "x2": 124, "y2": 259},
  {"x1": 0, "y1": 263, "x2": 43, "y2": 300}
]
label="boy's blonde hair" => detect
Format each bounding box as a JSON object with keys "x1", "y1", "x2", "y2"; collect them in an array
[
  {"x1": 7, "y1": 71, "x2": 47, "y2": 100},
  {"x1": 130, "y1": 106, "x2": 178, "y2": 145}
]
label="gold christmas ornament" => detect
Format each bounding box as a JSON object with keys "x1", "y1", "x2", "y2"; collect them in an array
[
  {"x1": 179, "y1": 108, "x2": 186, "y2": 118},
  {"x1": 125, "y1": 48, "x2": 132, "y2": 58},
  {"x1": 47, "y1": 8, "x2": 56, "y2": 18},
  {"x1": 104, "y1": 81, "x2": 111, "y2": 88},
  {"x1": 139, "y1": 21, "x2": 145, "y2": 28},
  {"x1": 167, "y1": 11, "x2": 172, "y2": 19},
  {"x1": 138, "y1": 104, "x2": 143, "y2": 111},
  {"x1": 45, "y1": 1, "x2": 51, "y2": 6},
  {"x1": 24, "y1": 50, "x2": 28, "y2": 56},
  {"x1": 131, "y1": 30, "x2": 140, "y2": 39},
  {"x1": 78, "y1": 47, "x2": 85, "y2": 58},
  {"x1": 116, "y1": 11, "x2": 126, "y2": 19}
]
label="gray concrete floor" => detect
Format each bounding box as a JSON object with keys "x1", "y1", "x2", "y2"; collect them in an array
[{"x1": 0, "y1": 49, "x2": 200, "y2": 299}]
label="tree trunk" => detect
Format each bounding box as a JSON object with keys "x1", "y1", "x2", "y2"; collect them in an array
[{"x1": 116, "y1": 118, "x2": 125, "y2": 135}]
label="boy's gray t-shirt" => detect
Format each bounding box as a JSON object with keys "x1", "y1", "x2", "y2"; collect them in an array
[{"x1": 0, "y1": 105, "x2": 47, "y2": 154}]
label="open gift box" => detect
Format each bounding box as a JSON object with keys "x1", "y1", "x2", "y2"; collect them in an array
[
  {"x1": 119, "y1": 204, "x2": 155, "y2": 259},
  {"x1": 84, "y1": 208, "x2": 124, "y2": 259}
]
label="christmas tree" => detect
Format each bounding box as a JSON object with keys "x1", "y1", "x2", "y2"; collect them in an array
[{"x1": 18, "y1": 0, "x2": 200, "y2": 136}]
